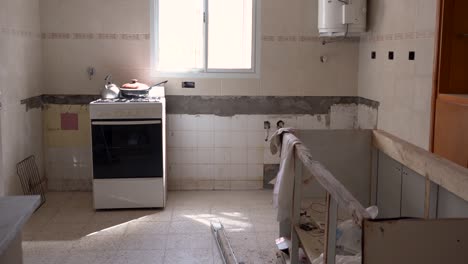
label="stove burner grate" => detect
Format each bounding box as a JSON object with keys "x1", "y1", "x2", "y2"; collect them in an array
[{"x1": 92, "y1": 97, "x2": 162, "y2": 104}]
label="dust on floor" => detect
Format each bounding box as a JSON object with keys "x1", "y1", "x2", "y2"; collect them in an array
[{"x1": 23, "y1": 190, "x2": 279, "y2": 264}]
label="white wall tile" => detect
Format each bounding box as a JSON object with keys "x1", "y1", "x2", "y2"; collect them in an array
[
  {"x1": 244, "y1": 181, "x2": 263, "y2": 190},
  {"x1": 247, "y1": 115, "x2": 266, "y2": 131},
  {"x1": 231, "y1": 115, "x2": 249, "y2": 131},
  {"x1": 168, "y1": 164, "x2": 183, "y2": 181},
  {"x1": 266, "y1": 115, "x2": 298, "y2": 129},
  {"x1": 231, "y1": 131, "x2": 248, "y2": 148},
  {"x1": 214, "y1": 116, "x2": 232, "y2": 131},
  {"x1": 197, "y1": 131, "x2": 214, "y2": 148},
  {"x1": 247, "y1": 165, "x2": 263, "y2": 181},
  {"x1": 168, "y1": 148, "x2": 197, "y2": 164},
  {"x1": 231, "y1": 165, "x2": 248, "y2": 180},
  {"x1": 357, "y1": 105, "x2": 378, "y2": 129},
  {"x1": 230, "y1": 149, "x2": 248, "y2": 164},
  {"x1": 214, "y1": 181, "x2": 230, "y2": 190},
  {"x1": 247, "y1": 148, "x2": 264, "y2": 164},
  {"x1": 247, "y1": 131, "x2": 265, "y2": 148},
  {"x1": 181, "y1": 180, "x2": 197, "y2": 190},
  {"x1": 214, "y1": 148, "x2": 231, "y2": 164},
  {"x1": 195, "y1": 115, "x2": 214, "y2": 131},
  {"x1": 215, "y1": 131, "x2": 232, "y2": 148},
  {"x1": 167, "y1": 115, "x2": 178, "y2": 131},
  {"x1": 214, "y1": 165, "x2": 231, "y2": 181},
  {"x1": 330, "y1": 104, "x2": 357, "y2": 129},
  {"x1": 196, "y1": 149, "x2": 214, "y2": 164},
  {"x1": 230, "y1": 181, "x2": 248, "y2": 190},
  {"x1": 197, "y1": 165, "x2": 214, "y2": 181},
  {"x1": 168, "y1": 131, "x2": 197, "y2": 148},
  {"x1": 197, "y1": 180, "x2": 214, "y2": 190},
  {"x1": 357, "y1": 0, "x2": 436, "y2": 150},
  {"x1": 167, "y1": 115, "x2": 198, "y2": 131},
  {"x1": 181, "y1": 165, "x2": 198, "y2": 180},
  {"x1": 297, "y1": 115, "x2": 328, "y2": 129}
]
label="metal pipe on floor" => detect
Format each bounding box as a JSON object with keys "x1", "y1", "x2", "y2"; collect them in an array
[{"x1": 211, "y1": 221, "x2": 240, "y2": 264}]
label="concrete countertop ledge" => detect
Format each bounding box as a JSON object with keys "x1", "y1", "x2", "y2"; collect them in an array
[{"x1": 0, "y1": 196, "x2": 40, "y2": 255}]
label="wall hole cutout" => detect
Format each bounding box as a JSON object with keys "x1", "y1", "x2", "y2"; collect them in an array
[
  {"x1": 409, "y1": 51, "x2": 415, "y2": 60},
  {"x1": 388, "y1": 51, "x2": 394, "y2": 60},
  {"x1": 371, "y1": 51, "x2": 376, "y2": 59}
]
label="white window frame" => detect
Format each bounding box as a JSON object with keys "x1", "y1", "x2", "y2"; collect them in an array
[{"x1": 150, "y1": 0, "x2": 261, "y2": 79}]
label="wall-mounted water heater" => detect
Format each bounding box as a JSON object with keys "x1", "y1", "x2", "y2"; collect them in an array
[{"x1": 318, "y1": 0, "x2": 367, "y2": 38}]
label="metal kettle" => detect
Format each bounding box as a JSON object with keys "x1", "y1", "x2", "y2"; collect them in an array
[{"x1": 101, "y1": 74, "x2": 120, "y2": 99}]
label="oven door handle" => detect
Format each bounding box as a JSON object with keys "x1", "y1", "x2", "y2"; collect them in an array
[{"x1": 92, "y1": 120, "x2": 162, "y2": 125}]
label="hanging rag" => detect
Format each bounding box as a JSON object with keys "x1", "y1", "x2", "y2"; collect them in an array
[{"x1": 269, "y1": 128, "x2": 311, "y2": 222}]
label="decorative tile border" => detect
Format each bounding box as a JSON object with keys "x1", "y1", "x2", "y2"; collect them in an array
[
  {"x1": 3, "y1": 28, "x2": 434, "y2": 43},
  {"x1": 361, "y1": 31, "x2": 435, "y2": 42},
  {"x1": 262, "y1": 35, "x2": 358, "y2": 43},
  {"x1": 41, "y1": 32, "x2": 150, "y2": 40},
  {"x1": 262, "y1": 31, "x2": 434, "y2": 44},
  {"x1": 0, "y1": 27, "x2": 41, "y2": 39}
]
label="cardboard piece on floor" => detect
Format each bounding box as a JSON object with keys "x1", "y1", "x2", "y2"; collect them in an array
[{"x1": 363, "y1": 218, "x2": 468, "y2": 264}]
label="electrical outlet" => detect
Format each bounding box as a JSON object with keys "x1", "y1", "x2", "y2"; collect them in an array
[{"x1": 182, "y1": 81, "x2": 195, "y2": 88}]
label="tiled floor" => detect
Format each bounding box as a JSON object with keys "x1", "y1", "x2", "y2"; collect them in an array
[{"x1": 23, "y1": 191, "x2": 279, "y2": 264}]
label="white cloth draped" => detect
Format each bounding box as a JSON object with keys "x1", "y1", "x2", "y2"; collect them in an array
[{"x1": 269, "y1": 128, "x2": 310, "y2": 222}]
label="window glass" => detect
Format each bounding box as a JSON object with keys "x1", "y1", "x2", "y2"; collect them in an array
[
  {"x1": 208, "y1": 0, "x2": 253, "y2": 70},
  {"x1": 158, "y1": 0, "x2": 204, "y2": 71}
]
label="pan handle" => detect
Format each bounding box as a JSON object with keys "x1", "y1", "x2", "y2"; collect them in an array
[
  {"x1": 151, "y1": 80, "x2": 168, "y2": 87},
  {"x1": 147, "y1": 80, "x2": 168, "y2": 92}
]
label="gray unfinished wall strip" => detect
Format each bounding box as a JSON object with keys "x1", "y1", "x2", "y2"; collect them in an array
[{"x1": 20, "y1": 95, "x2": 379, "y2": 116}]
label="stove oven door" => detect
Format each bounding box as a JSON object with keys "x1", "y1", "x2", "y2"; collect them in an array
[{"x1": 91, "y1": 119, "x2": 163, "y2": 179}]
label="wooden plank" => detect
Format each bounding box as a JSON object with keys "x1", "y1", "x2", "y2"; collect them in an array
[
  {"x1": 438, "y1": 93, "x2": 468, "y2": 105},
  {"x1": 372, "y1": 130, "x2": 468, "y2": 202},
  {"x1": 370, "y1": 148, "x2": 378, "y2": 206},
  {"x1": 424, "y1": 178, "x2": 439, "y2": 219},
  {"x1": 294, "y1": 226, "x2": 323, "y2": 262},
  {"x1": 289, "y1": 134, "x2": 371, "y2": 225},
  {"x1": 363, "y1": 218, "x2": 468, "y2": 264},
  {"x1": 290, "y1": 158, "x2": 303, "y2": 264},
  {"x1": 323, "y1": 194, "x2": 337, "y2": 264}
]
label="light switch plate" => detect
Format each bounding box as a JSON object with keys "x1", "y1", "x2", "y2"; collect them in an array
[{"x1": 182, "y1": 81, "x2": 195, "y2": 88}]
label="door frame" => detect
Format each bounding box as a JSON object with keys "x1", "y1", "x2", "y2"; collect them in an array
[{"x1": 430, "y1": 0, "x2": 448, "y2": 152}]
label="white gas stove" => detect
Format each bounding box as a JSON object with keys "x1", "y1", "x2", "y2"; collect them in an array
[{"x1": 89, "y1": 91, "x2": 166, "y2": 209}]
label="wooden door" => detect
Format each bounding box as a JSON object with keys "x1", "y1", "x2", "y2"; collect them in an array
[{"x1": 432, "y1": 0, "x2": 468, "y2": 167}]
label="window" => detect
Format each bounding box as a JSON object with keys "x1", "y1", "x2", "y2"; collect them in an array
[{"x1": 151, "y1": 0, "x2": 258, "y2": 76}]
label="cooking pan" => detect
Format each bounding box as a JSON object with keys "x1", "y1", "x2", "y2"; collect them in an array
[{"x1": 120, "y1": 80, "x2": 168, "y2": 98}]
